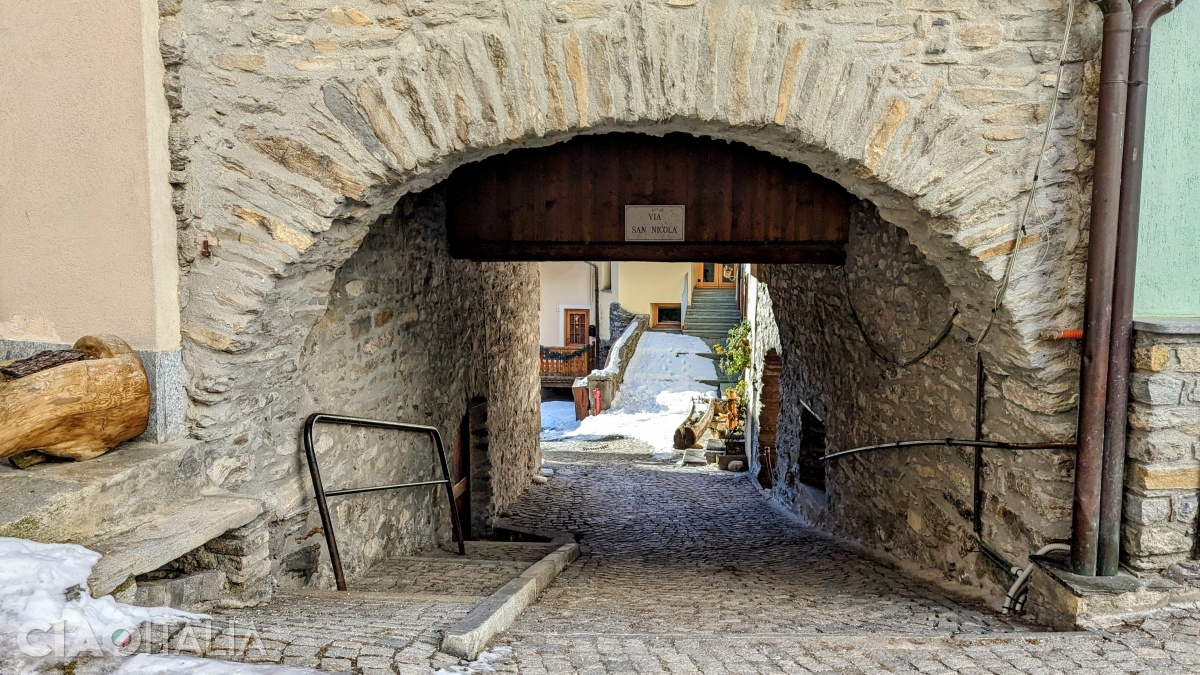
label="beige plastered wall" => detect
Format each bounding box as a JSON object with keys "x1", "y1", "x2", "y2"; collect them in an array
[
  {"x1": 538, "y1": 262, "x2": 593, "y2": 346},
  {"x1": 613, "y1": 262, "x2": 693, "y2": 316},
  {"x1": 0, "y1": 0, "x2": 179, "y2": 351}
]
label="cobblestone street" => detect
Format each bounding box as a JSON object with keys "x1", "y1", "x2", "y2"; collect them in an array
[
  {"x1": 486, "y1": 438, "x2": 1200, "y2": 674},
  {"x1": 143, "y1": 438, "x2": 1200, "y2": 673}
]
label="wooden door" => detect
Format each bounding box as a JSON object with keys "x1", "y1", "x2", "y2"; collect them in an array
[
  {"x1": 564, "y1": 309, "x2": 590, "y2": 347},
  {"x1": 694, "y1": 263, "x2": 737, "y2": 289},
  {"x1": 451, "y1": 413, "x2": 471, "y2": 539}
]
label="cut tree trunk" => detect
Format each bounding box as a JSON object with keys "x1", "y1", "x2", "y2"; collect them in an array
[
  {"x1": 674, "y1": 399, "x2": 716, "y2": 449},
  {"x1": 0, "y1": 335, "x2": 150, "y2": 462}
]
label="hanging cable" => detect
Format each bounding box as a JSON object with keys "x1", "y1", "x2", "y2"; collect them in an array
[
  {"x1": 972, "y1": 0, "x2": 1077, "y2": 349},
  {"x1": 844, "y1": 267, "x2": 959, "y2": 368}
]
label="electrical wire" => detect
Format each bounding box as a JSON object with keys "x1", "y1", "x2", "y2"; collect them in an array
[
  {"x1": 844, "y1": 267, "x2": 960, "y2": 368},
  {"x1": 972, "y1": 0, "x2": 1077, "y2": 350}
]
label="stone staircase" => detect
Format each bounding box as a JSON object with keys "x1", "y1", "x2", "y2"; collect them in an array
[{"x1": 683, "y1": 288, "x2": 742, "y2": 342}]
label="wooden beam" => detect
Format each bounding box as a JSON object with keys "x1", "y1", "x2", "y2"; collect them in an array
[
  {"x1": 445, "y1": 132, "x2": 851, "y2": 262},
  {"x1": 450, "y1": 241, "x2": 846, "y2": 264}
]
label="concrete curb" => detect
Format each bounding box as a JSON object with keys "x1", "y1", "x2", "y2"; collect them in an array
[{"x1": 441, "y1": 541, "x2": 580, "y2": 659}]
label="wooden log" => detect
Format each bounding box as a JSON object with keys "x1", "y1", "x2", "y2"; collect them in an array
[
  {"x1": 674, "y1": 399, "x2": 716, "y2": 449},
  {"x1": 0, "y1": 334, "x2": 150, "y2": 462}
]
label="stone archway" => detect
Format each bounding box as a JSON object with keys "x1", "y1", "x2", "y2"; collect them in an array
[{"x1": 160, "y1": 0, "x2": 1097, "y2": 588}]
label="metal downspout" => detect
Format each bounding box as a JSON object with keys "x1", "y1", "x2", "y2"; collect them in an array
[
  {"x1": 1072, "y1": 0, "x2": 1133, "y2": 577},
  {"x1": 1097, "y1": 0, "x2": 1185, "y2": 576}
]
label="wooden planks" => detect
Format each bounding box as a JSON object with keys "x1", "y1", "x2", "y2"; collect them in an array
[{"x1": 445, "y1": 133, "x2": 850, "y2": 263}]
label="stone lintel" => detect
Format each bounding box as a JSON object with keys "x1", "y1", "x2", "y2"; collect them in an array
[{"x1": 1134, "y1": 317, "x2": 1200, "y2": 336}]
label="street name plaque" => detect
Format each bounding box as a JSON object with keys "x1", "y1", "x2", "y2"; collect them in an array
[{"x1": 624, "y1": 205, "x2": 685, "y2": 242}]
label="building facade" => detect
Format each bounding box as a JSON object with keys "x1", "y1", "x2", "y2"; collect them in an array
[{"x1": 1, "y1": 0, "x2": 1197, "y2": 608}]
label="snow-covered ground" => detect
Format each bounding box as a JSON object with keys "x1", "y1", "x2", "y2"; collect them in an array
[
  {"x1": 0, "y1": 537, "x2": 317, "y2": 675},
  {"x1": 540, "y1": 332, "x2": 718, "y2": 458}
]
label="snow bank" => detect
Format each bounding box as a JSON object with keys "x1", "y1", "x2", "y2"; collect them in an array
[
  {"x1": 542, "y1": 332, "x2": 717, "y2": 457},
  {"x1": 0, "y1": 537, "x2": 317, "y2": 674}
]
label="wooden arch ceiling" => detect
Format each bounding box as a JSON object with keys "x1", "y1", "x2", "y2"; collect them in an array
[{"x1": 444, "y1": 132, "x2": 851, "y2": 264}]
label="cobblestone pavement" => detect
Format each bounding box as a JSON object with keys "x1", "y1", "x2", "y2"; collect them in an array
[
  {"x1": 135, "y1": 542, "x2": 558, "y2": 674},
  {"x1": 134, "y1": 439, "x2": 1200, "y2": 673},
  {"x1": 480, "y1": 438, "x2": 1200, "y2": 674}
]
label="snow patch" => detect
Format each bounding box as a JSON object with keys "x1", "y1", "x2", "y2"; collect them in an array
[
  {"x1": 433, "y1": 646, "x2": 514, "y2": 674},
  {"x1": 114, "y1": 654, "x2": 318, "y2": 674},
  {"x1": 539, "y1": 400, "x2": 581, "y2": 440},
  {"x1": 0, "y1": 537, "x2": 317, "y2": 674},
  {"x1": 541, "y1": 332, "x2": 717, "y2": 457}
]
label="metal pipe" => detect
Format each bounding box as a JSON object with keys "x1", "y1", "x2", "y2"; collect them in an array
[
  {"x1": 822, "y1": 438, "x2": 1075, "y2": 463},
  {"x1": 585, "y1": 262, "x2": 601, "y2": 356},
  {"x1": 1072, "y1": 0, "x2": 1133, "y2": 577},
  {"x1": 973, "y1": 354, "x2": 986, "y2": 536},
  {"x1": 1098, "y1": 0, "x2": 1185, "y2": 576}
]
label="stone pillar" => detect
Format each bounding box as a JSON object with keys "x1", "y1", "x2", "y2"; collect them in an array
[{"x1": 1123, "y1": 319, "x2": 1200, "y2": 572}]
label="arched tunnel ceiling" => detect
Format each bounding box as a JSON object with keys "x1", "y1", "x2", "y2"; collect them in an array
[{"x1": 445, "y1": 133, "x2": 851, "y2": 263}]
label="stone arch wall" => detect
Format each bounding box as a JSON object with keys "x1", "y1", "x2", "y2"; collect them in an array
[{"x1": 159, "y1": 0, "x2": 1101, "y2": 584}]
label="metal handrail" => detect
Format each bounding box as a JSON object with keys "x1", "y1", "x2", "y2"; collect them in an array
[{"x1": 302, "y1": 412, "x2": 466, "y2": 591}]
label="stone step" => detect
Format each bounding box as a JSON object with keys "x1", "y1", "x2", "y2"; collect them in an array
[
  {"x1": 86, "y1": 495, "x2": 263, "y2": 597},
  {"x1": 0, "y1": 439, "x2": 208, "y2": 544}
]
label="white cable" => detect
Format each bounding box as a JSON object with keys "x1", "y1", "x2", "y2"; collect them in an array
[
  {"x1": 1002, "y1": 543, "x2": 1071, "y2": 613},
  {"x1": 974, "y1": 0, "x2": 1076, "y2": 349}
]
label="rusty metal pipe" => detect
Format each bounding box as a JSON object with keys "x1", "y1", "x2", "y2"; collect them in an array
[
  {"x1": 1098, "y1": 0, "x2": 1185, "y2": 577},
  {"x1": 1072, "y1": 0, "x2": 1133, "y2": 577}
]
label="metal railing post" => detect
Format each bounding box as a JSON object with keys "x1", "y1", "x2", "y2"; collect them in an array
[{"x1": 302, "y1": 412, "x2": 467, "y2": 592}]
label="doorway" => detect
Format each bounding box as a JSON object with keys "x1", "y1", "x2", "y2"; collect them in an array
[
  {"x1": 695, "y1": 263, "x2": 737, "y2": 289},
  {"x1": 564, "y1": 309, "x2": 590, "y2": 347},
  {"x1": 451, "y1": 411, "x2": 471, "y2": 539}
]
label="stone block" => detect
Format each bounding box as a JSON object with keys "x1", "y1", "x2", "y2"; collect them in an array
[
  {"x1": 1126, "y1": 429, "x2": 1192, "y2": 463},
  {"x1": 1127, "y1": 462, "x2": 1200, "y2": 491},
  {"x1": 205, "y1": 527, "x2": 270, "y2": 557},
  {"x1": 1026, "y1": 558, "x2": 1195, "y2": 631},
  {"x1": 1128, "y1": 402, "x2": 1200, "y2": 432},
  {"x1": 1133, "y1": 345, "x2": 1171, "y2": 372},
  {"x1": 1124, "y1": 494, "x2": 1170, "y2": 525},
  {"x1": 1173, "y1": 494, "x2": 1198, "y2": 524},
  {"x1": 1129, "y1": 372, "x2": 1185, "y2": 405},
  {"x1": 1122, "y1": 521, "x2": 1195, "y2": 558},
  {"x1": 1177, "y1": 346, "x2": 1200, "y2": 373},
  {"x1": 135, "y1": 570, "x2": 227, "y2": 610}
]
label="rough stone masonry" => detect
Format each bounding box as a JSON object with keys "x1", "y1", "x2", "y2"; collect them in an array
[
  {"x1": 152, "y1": 0, "x2": 1172, "y2": 595},
  {"x1": 749, "y1": 202, "x2": 1076, "y2": 597}
]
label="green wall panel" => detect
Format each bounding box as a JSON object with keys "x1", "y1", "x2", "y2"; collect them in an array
[{"x1": 1134, "y1": 3, "x2": 1200, "y2": 318}]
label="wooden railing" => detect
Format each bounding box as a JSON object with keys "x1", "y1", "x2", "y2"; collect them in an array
[{"x1": 539, "y1": 345, "x2": 595, "y2": 384}]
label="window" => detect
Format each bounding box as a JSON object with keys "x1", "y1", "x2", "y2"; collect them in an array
[{"x1": 651, "y1": 304, "x2": 682, "y2": 329}]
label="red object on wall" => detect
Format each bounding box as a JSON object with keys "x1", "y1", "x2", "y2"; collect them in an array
[{"x1": 592, "y1": 388, "x2": 602, "y2": 416}]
